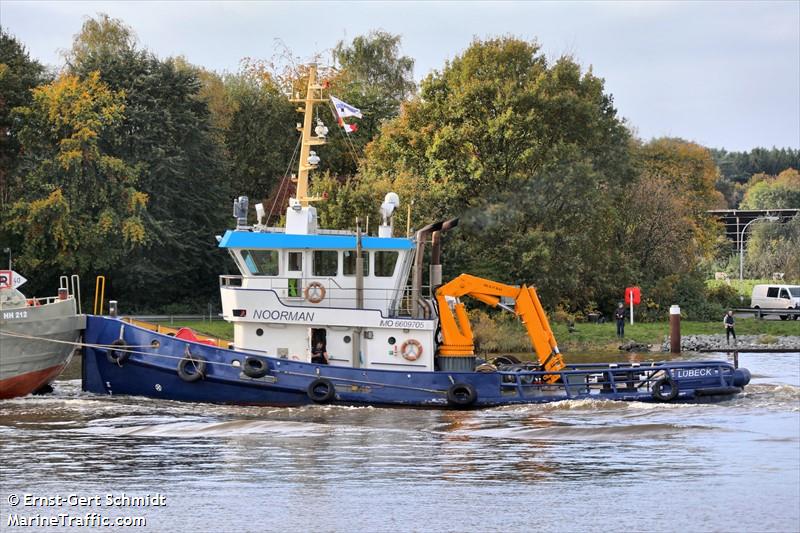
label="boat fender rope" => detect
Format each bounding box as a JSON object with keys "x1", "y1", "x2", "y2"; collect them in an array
[
  {"x1": 106, "y1": 339, "x2": 130, "y2": 366},
  {"x1": 243, "y1": 356, "x2": 269, "y2": 379},
  {"x1": 652, "y1": 376, "x2": 679, "y2": 402},
  {"x1": 400, "y1": 339, "x2": 423, "y2": 361},
  {"x1": 446, "y1": 383, "x2": 478, "y2": 407},
  {"x1": 307, "y1": 378, "x2": 335, "y2": 403},
  {"x1": 177, "y1": 347, "x2": 206, "y2": 383},
  {"x1": 304, "y1": 282, "x2": 326, "y2": 304}
]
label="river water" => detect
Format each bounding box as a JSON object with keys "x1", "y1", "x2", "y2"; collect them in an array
[{"x1": 1, "y1": 351, "x2": 798, "y2": 533}]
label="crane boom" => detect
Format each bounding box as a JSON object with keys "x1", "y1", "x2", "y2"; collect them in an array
[{"x1": 435, "y1": 274, "x2": 565, "y2": 382}]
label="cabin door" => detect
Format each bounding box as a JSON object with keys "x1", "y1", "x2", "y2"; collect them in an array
[
  {"x1": 310, "y1": 328, "x2": 327, "y2": 362},
  {"x1": 286, "y1": 251, "x2": 305, "y2": 298}
]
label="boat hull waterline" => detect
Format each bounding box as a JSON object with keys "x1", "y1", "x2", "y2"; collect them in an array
[
  {"x1": 0, "y1": 298, "x2": 85, "y2": 399},
  {"x1": 82, "y1": 316, "x2": 751, "y2": 408}
]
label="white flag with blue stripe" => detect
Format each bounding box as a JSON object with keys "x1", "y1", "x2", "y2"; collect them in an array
[{"x1": 330, "y1": 96, "x2": 363, "y2": 119}]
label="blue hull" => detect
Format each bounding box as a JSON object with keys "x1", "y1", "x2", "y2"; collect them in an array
[{"x1": 82, "y1": 316, "x2": 750, "y2": 408}]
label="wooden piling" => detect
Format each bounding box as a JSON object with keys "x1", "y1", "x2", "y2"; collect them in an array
[{"x1": 669, "y1": 305, "x2": 681, "y2": 354}]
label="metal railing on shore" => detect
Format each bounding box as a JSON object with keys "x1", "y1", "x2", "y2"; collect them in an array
[{"x1": 733, "y1": 307, "x2": 800, "y2": 319}]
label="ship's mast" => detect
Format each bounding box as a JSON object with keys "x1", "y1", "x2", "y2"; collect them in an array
[{"x1": 290, "y1": 64, "x2": 327, "y2": 207}]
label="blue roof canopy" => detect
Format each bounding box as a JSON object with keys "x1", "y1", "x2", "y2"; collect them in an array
[{"x1": 218, "y1": 230, "x2": 414, "y2": 250}]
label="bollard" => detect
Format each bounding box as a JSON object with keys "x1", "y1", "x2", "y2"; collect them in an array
[
  {"x1": 669, "y1": 305, "x2": 681, "y2": 354},
  {"x1": 109, "y1": 300, "x2": 118, "y2": 317},
  {"x1": 733, "y1": 351, "x2": 739, "y2": 369}
]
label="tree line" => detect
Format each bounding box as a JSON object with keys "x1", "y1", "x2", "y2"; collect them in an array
[{"x1": 1, "y1": 15, "x2": 797, "y2": 319}]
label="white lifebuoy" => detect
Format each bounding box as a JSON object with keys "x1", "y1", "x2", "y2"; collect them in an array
[
  {"x1": 401, "y1": 339, "x2": 423, "y2": 361},
  {"x1": 304, "y1": 282, "x2": 326, "y2": 304}
]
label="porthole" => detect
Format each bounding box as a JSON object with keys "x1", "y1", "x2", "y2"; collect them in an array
[
  {"x1": 151, "y1": 340, "x2": 160, "y2": 349},
  {"x1": 388, "y1": 336, "x2": 396, "y2": 344},
  {"x1": 343, "y1": 335, "x2": 351, "y2": 343},
  {"x1": 256, "y1": 328, "x2": 264, "y2": 336}
]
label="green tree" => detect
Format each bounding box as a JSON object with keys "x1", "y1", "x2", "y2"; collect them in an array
[
  {"x1": 7, "y1": 72, "x2": 147, "y2": 293},
  {"x1": 628, "y1": 139, "x2": 727, "y2": 275},
  {"x1": 745, "y1": 214, "x2": 800, "y2": 280},
  {"x1": 739, "y1": 168, "x2": 800, "y2": 209},
  {"x1": 222, "y1": 69, "x2": 296, "y2": 211},
  {"x1": 321, "y1": 31, "x2": 416, "y2": 177},
  {"x1": 0, "y1": 29, "x2": 45, "y2": 207},
  {"x1": 336, "y1": 37, "x2": 634, "y2": 311},
  {"x1": 711, "y1": 147, "x2": 800, "y2": 207},
  {"x1": 66, "y1": 14, "x2": 229, "y2": 310}
]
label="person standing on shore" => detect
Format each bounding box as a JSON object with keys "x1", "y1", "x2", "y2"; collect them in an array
[
  {"x1": 724, "y1": 310, "x2": 736, "y2": 344},
  {"x1": 614, "y1": 303, "x2": 626, "y2": 339}
]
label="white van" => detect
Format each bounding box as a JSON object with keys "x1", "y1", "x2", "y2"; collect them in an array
[{"x1": 750, "y1": 284, "x2": 800, "y2": 320}]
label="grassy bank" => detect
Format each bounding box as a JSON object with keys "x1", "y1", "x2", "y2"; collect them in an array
[
  {"x1": 550, "y1": 319, "x2": 798, "y2": 352},
  {"x1": 158, "y1": 314, "x2": 798, "y2": 354}
]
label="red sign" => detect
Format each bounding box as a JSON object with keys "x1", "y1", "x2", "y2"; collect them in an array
[
  {"x1": 0, "y1": 270, "x2": 11, "y2": 289},
  {"x1": 624, "y1": 286, "x2": 641, "y2": 305}
]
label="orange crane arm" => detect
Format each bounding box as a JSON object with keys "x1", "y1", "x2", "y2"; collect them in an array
[{"x1": 434, "y1": 274, "x2": 565, "y2": 380}]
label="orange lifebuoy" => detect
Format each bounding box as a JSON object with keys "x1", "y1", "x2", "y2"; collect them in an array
[
  {"x1": 26, "y1": 298, "x2": 41, "y2": 307},
  {"x1": 304, "y1": 282, "x2": 326, "y2": 304},
  {"x1": 401, "y1": 339, "x2": 423, "y2": 361}
]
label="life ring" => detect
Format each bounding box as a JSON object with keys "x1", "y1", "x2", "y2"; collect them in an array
[
  {"x1": 400, "y1": 339, "x2": 423, "y2": 361},
  {"x1": 26, "y1": 298, "x2": 41, "y2": 307},
  {"x1": 307, "y1": 378, "x2": 335, "y2": 403},
  {"x1": 652, "y1": 376, "x2": 679, "y2": 402},
  {"x1": 243, "y1": 356, "x2": 269, "y2": 378},
  {"x1": 304, "y1": 282, "x2": 326, "y2": 304},
  {"x1": 106, "y1": 339, "x2": 130, "y2": 365},
  {"x1": 177, "y1": 351, "x2": 206, "y2": 382},
  {"x1": 447, "y1": 383, "x2": 478, "y2": 407}
]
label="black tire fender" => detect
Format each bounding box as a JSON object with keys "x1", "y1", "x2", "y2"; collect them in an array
[
  {"x1": 106, "y1": 339, "x2": 130, "y2": 365},
  {"x1": 243, "y1": 356, "x2": 269, "y2": 378},
  {"x1": 307, "y1": 378, "x2": 335, "y2": 403},
  {"x1": 652, "y1": 376, "x2": 679, "y2": 402},
  {"x1": 447, "y1": 383, "x2": 478, "y2": 407},
  {"x1": 177, "y1": 354, "x2": 206, "y2": 382}
]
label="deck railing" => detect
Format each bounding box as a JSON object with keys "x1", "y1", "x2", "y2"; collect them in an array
[
  {"x1": 219, "y1": 275, "x2": 431, "y2": 318},
  {"x1": 496, "y1": 361, "x2": 734, "y2": 397}
]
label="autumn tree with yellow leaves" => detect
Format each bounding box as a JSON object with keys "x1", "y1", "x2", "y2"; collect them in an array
[{"x1": 8, "y1": 72, "x2": 147, "y2": 275}]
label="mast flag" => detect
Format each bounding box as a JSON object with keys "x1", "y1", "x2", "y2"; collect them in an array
[
  {"x1": 330, "y1": 96, "x2": 362, "y2": 118},
  {"x1": 330, "y1": 95, "x2": 362, "y2": 133}
]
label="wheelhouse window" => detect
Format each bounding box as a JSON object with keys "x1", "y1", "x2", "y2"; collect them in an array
[
  {"x1": 241, "y1": 250, "x2": 279, "y2": 276},
  {"x1": 779, "y1": 289, "x2": 790, "y2": 299},
  {"x1": 313, "y1": 250, "x2": 338, "y2": 276},
  {"x1": 374, "y1": 251, "x2": 398, "y2": 277},
  {"x1": 790, "y1": 288, "x2": 800, "y2": 297},
  {"x1": 343, "y1": 250, "x2": 369, "y2": 276},
  {"x1": 288, "y1": 252, "x2": 303, "y2": 272},
  {"x1": 767, "y1": 287, "x2": 779, "y2": 298}
]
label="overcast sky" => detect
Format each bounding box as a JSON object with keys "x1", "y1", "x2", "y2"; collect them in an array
[{"x1": 2, "y1": 0, "x2": 798, "y2": 151}]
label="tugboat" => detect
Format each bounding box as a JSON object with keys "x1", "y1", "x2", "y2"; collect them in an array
[
  {"x1": 81, "y1": 66, "x2": 751, "y2": 407},
  {"x1": 0, "y1": 273, "x2": 85, "y2": 399}
]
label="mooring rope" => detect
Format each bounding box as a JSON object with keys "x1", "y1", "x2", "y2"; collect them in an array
[
  {"x1": 0, "y1": 329, "x2": 239, "y2": 370},
  {"x1": 0, "y1": 330, "x2": 150, "y2": 350},
  {"x1": 0, "y1": 329, "x2": 449, "y2": 395}
]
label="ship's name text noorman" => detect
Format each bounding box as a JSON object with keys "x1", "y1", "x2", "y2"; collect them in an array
[{"x1": 252, "y1": 309, "x2": 316, "y2": 322}]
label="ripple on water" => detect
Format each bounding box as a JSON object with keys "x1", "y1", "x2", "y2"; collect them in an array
[{"x1": 1, "y1": 356, "x2": 798, "y2": 532}]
